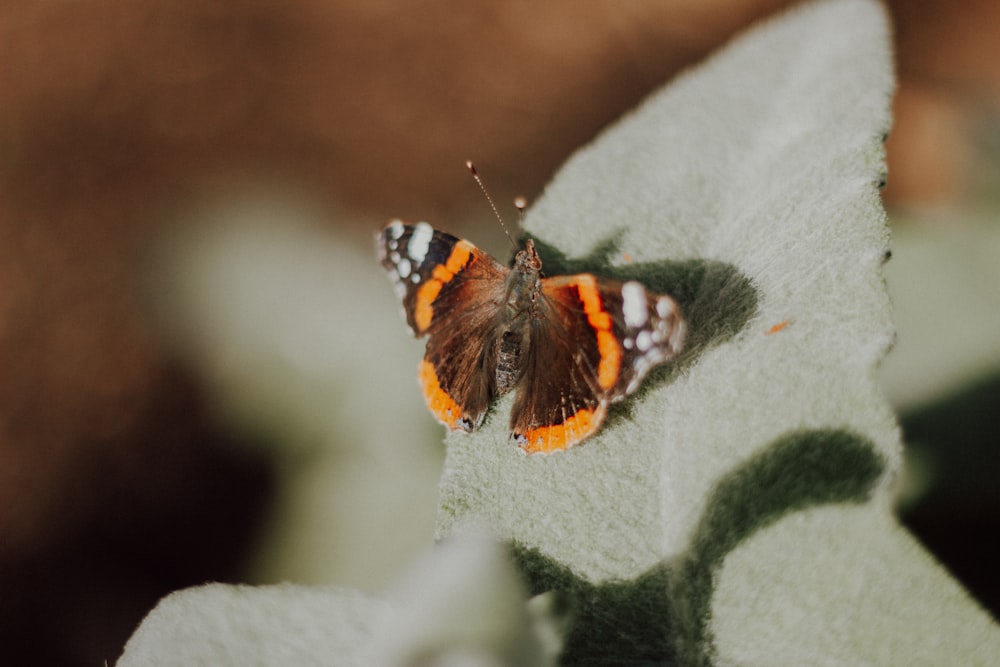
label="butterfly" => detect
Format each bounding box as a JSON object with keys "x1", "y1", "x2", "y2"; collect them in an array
[{"x1": 377, "y1": 219, "x2": 686, "y2": 454}]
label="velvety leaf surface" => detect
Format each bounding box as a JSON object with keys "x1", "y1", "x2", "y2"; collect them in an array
[
  {"x1": 435, "y1": 0, "x2": 1000, "y2": 663},
  {"x1": 438, "y1": 0, "x2": 895, "y2": 579}
]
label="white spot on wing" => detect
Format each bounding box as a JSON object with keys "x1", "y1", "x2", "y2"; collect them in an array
[
  {"x1": 397, "y1": 257, "x2": 411, "y2": 279},
  {"x1": 388, "y1": 219, "x2": 405, "y2": 240},
  {"x1": 656, "y1": 297, "x2": 674, "y2": 319},
  {"x1": 636, "y1": 330, "x2": 652, "y2": 352},
  {"x1": 622, "y1": 281, "x2": 648, "y2": 329},
  {"x1": 409, "y1": 222, "x2": 434, "y2": 264}
]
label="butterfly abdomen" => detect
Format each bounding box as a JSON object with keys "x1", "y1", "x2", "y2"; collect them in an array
[{"x1": 495, "y1": 330, "x2": 524, "y2": 395}]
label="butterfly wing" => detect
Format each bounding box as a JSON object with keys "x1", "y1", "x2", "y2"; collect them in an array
[
  {"x1": 510, "y1": 275, "x2": 686, "y2": 454},
  {"x1": 377, "y1": 220, "x2": 508, "y2": 431}
]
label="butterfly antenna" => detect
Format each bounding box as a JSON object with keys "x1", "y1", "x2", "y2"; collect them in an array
[
  {"x1": 514, "y1": 196, "x2": 528, "y2": 228},
  {"x1": 466, "y1": 160, "x2": 517, "y2": 248}
]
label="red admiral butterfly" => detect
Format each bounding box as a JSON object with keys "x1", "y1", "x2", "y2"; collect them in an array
[{"x1": 377, "y1": 217, "x2": 686, "y2": 454}]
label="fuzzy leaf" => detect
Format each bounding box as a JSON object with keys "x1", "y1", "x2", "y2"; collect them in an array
[
  {"x1": 117, "y1": 583, "x2": 387, "y2": 666},
  {"x1": 435, "y1": 0, "x2": 1000, "y2": 663},
  {"x1": 118, "y1": 535, "x2": 558, "y2": 667}
]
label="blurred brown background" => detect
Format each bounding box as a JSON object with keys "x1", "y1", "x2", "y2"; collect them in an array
[{"x1": 2, "y1": 1, "x2": 999, "y2": 664}]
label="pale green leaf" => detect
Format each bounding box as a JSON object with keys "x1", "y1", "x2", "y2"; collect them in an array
[
  {"x1": 117, "y1": 583, "x2": 386, "y2": 666},
  {"x1": 118, "y1": 535, "x2": 558, "y2": 667},
  {"x1": 435, "y1": 0, "x2": 1000, "y2": 663}
]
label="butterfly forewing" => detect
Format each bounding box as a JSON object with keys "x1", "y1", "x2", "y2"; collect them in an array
[
  {"x1": 595, "y1": 279, "x2": 687, "y2": 397},
  {"x1": 377, "y1": 220, "x2": 507, "y2": 335}
]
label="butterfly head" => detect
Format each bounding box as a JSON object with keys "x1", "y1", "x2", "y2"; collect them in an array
[{"x1": 513, "y1": 239, "x2": 543, "y2": 276}]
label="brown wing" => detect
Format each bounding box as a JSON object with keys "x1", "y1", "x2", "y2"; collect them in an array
[
  {"x1": 509, "y1": 275, "x2": 685, "y2": 454},
  {"x1": 377, "y1": 220, "x2": 509, "y2": 431}
]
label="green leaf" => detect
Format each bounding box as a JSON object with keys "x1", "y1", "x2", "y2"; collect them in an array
[
  {"x1": 117, "y1": 583, "x2": 387, "y2": 666},
  {"x1": 118, "y1": 535, "x2": 559, "y2": 667},
  {"x1": 435, "y1": 0, "x2": 1000, "y2": 664}
]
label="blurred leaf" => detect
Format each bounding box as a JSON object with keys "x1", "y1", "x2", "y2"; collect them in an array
[
  {"x1": 117, "y1": 535, "x2": 557, "y2": 667},
  {"x1": 117, "y1": 583, "x2": 387, "y2": 666}
]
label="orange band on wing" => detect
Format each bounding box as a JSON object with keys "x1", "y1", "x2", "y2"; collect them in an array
[
  {"x1": 572, "y1": 275, "x2": 621, "y2": 390},
  {"x1": 413, "y1": 281, "x2": 442, "y2": 331},
  {"x1": 413, "y1": 240, "x2": 474, "y2": 332},
  {"x1": 517, "y1": 405, "x2": 606, "y2": 454},
  {"x1": 418, "y1": 359, "x2": 463, "y2": 429}
]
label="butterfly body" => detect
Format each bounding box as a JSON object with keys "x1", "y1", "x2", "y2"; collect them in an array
[{"x1": 377, "y1": 220, "x2": 685, "y2": 454}]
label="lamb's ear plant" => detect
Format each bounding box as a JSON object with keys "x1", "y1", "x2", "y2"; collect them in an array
[
  {"x1": 436, "y1": 1, "x2": 997, "y2": 662},
  {"x1": 117, "y1": 1, "x2": 1000, "y2": 665}
]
